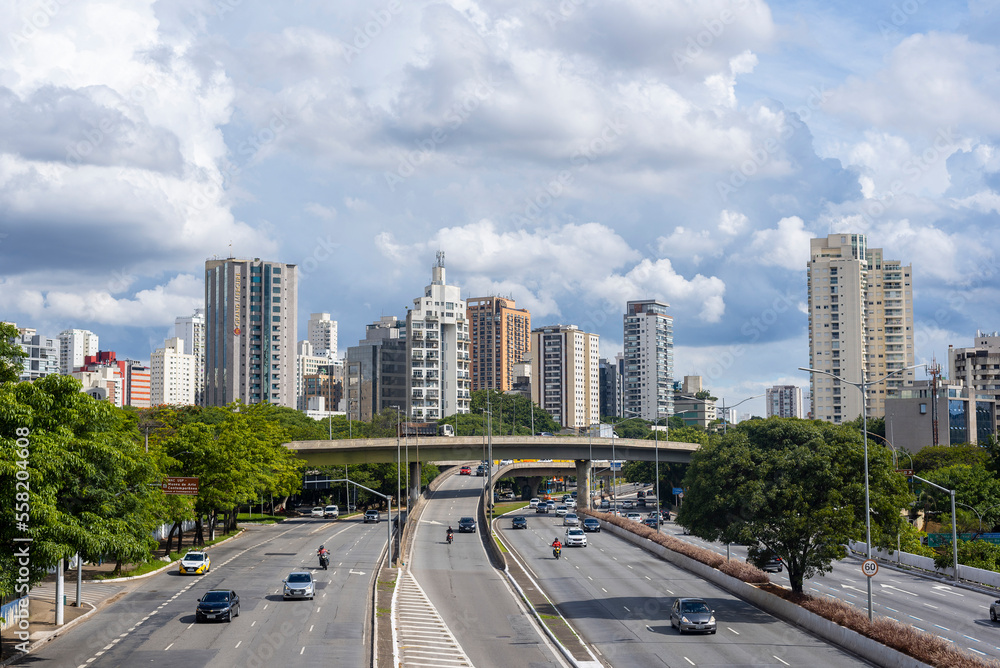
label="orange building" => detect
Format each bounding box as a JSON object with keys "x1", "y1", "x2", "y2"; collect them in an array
[{"x1": 467, "y1": 296, "x2": 531, "y2": 392}]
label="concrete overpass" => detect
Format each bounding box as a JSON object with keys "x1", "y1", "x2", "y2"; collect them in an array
[{"x1": 285, "y1": 435, "x2": 698, "y2": 509}]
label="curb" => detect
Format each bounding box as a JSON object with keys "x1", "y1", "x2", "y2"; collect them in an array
[
  {"x1": 86, "y1": 529, "x2": 246, "y2": 583},
  {"x1": 0, "y1": 601, "x2": 97, "y2": 667}
]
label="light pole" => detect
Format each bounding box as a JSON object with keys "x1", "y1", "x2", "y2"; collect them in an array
[
  {"x1": 330, "y1": 479, "x2": 393, "y2": 569},
  {"x1": 910, "y1": 473, "x2": 959, "y2": 581},
  {"x1": 718, "y1": 394, "x2": 764, "y2": 434},
  {"x1": 799, "y1": 362, "x2": 925, "y2": 621},
  {"x1": 389, "y1": 406, "x2": 403, "y2": 529},
  {"x1": 865, "y1": 430, "x2": 913, "y2": 470},
  {"x1": 955, "y1": 502, "x2": 984, "y2": 534}
]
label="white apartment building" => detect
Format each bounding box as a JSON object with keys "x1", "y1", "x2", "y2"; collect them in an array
[
  {"x1": 204, "y1": 257, "x2": 298, "y2": 408},
  {"x1": 530, "y1": 324, "x2": 600, "y2": 429},
  {"x1": 406, "y1": 253, "x2": 471, "y2": 420},
  {"x1": 296, "y1": 340, "x2": 332, "y2": 410},
  {"x1": 807, "y1": 234, "x2": 914, "y2": 423},
  {"x1": 307, "y1": 313, "x2": 338, "y2": 358},
  {"x1": 623, "y1": 300, "x2": 674, "y2": 421},
  {"x1": 73, "y1": 367, "x2": 123, "y2": 407},
  {"x1": 175, "y1": 309, "x2": 206, "y2": 405},
  {"x1": 151, "y1": 337, "x2": 197, "y2": 405},
  {"x1": 766, "y1": 385, "x2": 804, "y2": 418},
  {"x1": 59, "y1": 329, "x2": 99, "y2": 374}
]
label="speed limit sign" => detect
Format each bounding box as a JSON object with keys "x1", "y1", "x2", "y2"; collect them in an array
[{"x1": 862, "y1": 559, "x2": 879, "y2": 578}]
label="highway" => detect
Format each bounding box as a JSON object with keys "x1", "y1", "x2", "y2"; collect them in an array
[
  {"x1": 403, "y1": 469, "x2": 567, "y2": 667},
  {"x1": 664, "y1": 521, "x2": 1000, "y2": 662},
  {"x1": 11, "y1": 516, "x2": 386, "y2": 668},
  {"x1": 498, "y1": 504, "x2": 873, "y2": 667}
]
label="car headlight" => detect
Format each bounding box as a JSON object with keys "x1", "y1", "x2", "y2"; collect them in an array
[
  {"x1": 680, "y1": 616, "x2": 690, "y2": 624},
  {"x1": 709, "y1": 616, "x2": 716, "y2": 624}
]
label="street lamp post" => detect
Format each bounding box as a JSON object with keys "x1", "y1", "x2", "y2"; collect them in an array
[
  {"x1": 799, "y1": 362, "x2": 925, "y2": 621},
  {"x1": 330, "y1": 479, "x2": 394, "y2": 569},
  {"x1": 718, "y1": 394, "x2": 764, "y2": 434},
  {"x1": 955, "y1": 502, "x2": 984, "y2": 534}
]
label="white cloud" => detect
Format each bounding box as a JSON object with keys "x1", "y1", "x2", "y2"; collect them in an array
[
  {"x1": 719, "y1": 210, "x2": 748, "y2": 235},
  {"x1": 748, "y1": 216, "x2": 813, "y2": 270}
]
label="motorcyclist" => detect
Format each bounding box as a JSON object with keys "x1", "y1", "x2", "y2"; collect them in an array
[
  {"x1": 447, "y1": 526, "x2": 454, "y2": 542},
  {"x1": 552, "y1": 537, "x2": 562, "y2": 550},
  {"x1": 318, "y1": 544, "x2": 330, "y2": 568}
]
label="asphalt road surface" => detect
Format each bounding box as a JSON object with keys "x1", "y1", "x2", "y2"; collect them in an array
[
  {"x1": 405, "y1": 470, "x2": 568, "y2": 667},
  {"x1": 499, "y1": 509, "x2": 874, "y2": 667},
  {"x1": 12, "y1": 516, "x2": 386, "y2": 668}
]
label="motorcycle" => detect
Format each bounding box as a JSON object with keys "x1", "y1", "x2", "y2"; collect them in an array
[
  {"x1": 319, "y1": 553, "x2": 329, "y2": 570},
  {"x1": 553, "y1": 545, "x2": 561, "y2": 559},
  {"x1": 447, "y1": 532, "x2": 453, "y2": 544}
]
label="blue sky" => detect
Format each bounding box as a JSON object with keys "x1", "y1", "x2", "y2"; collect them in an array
[{"x1": 2, "y1": 0, "x2": 999, "y2": 418}]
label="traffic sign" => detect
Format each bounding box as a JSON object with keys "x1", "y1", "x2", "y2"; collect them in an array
[
  {"x1": 672, "y1": 487, "x2": 684, "y2": 495},
  {"x1": 895, "y1": 468, "x2": 914, "y2": 476},
  {"x1": 862, "y1": 559, "x2": 878, "y2": 578}
]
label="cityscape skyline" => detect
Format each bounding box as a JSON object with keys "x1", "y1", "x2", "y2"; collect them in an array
[{"x1": 2, "y1": 1, "x2": 997, "y2": 420}]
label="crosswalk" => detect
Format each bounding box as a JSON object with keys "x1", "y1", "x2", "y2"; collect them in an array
[
  {"x1": 29, "y1": 582, "x2": 123, "y2": 607},
  {"x1": 393, "y1": 569, "x2": 473, "y2": 667}
]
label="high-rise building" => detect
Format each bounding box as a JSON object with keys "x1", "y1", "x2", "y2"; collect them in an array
[
  {"x1": 12, "y1": 326, "x2": 60, "y2": 381},
  {"x1": 807, "y1": 234, "x2": 914, "y2": 423},
  {"x1": 58, "y1": 329, "x2": 99, "y2": 374},
  {"x1": 303, "y1": 367, "x2": 343, "y2": 419},
  {"x1": 598, "y1": 357, "x2": 622, "y2": 419},
  {"x1": 766, "y1": 385, "x2": 804, "y2": 418},
  {"x1": 204, "y1": 257, "x2": 298, "y2": 408},
  {"x1": 307, "y1": 313, "x2": 338, "y2": 358},
  {"x1": 948, "y1": 331, "x2": 1000, "y2": 437},
  {"x1": 175, "y1": 309, "x2": 206, "y2": 405},
  {"x1": 72, "y1": 351, "x2": 149, "y2": 407},
  {"x1": 886, "y1": 380, "x2": 996, "y2": 451},
  {"x1": 622, "y1": 300, "x2": 674, "y2": 421},
  {"x1": 151, "y1": 337, "x2": 198, "y2": 405},
  {"x1": 346, "y1": 316, "x2": 408, "y2": 421},
  {"x1": 406, "y1": 253, "x2": 471, "y2": 420},
  {"x1": 530, "y1": 324, "x2": 600, "y2": 429},
  {"x1": 673, "y1": 376, "x2": 716, "y2": 428},
  {"x1": 467, "y1": 296, "x2": 531, "y2": 392},
  {"x1": 296, "y1": 340, "x2": 331, "y2": 410}
]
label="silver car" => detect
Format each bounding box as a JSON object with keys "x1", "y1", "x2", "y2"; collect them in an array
[
  {"x1": 670, "y1": 597, "x2": 716, "y2": 634},
  {"x1": 283, "y1": 571, "x2": 315, "y2": 600}
]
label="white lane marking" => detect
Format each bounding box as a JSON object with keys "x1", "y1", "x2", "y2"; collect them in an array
[
  {"x1": 774, "y1": 656, "x2": 790, "y2": 666},
  {"x1": 309, "y1": 624, "x2": 314, "y2": 632},
  {"x1": 908, "y1": 615, "x2": 923, "y2": 621},
  {"x1": 922, "y1": 603, "x2": 938, "y2": 609},
  {"x1": 601, "y1": 588, "x2": 608, "y2": 593},
  {"x1": 728, "y1": 627, "x2": 740, "y2": 635},
  {"x1": 969, "y1": 647, "x2": 987, "y2": 656},
  {"x1": 393, "y1": 570, "x2": 474, "y2": 667},
  {"x1": 300, "y1": 647, "x2": 305, "y2": 655},
  {"x1": 963, "y1": 634, "x2": 981, "y2": 643},
  {"x1": 684, "y1": 658, "x2": 695, "y2": 666},
  {"x1": 164, "y1": 643, "x2": 174, "y2": 651},
  {"x1": 880, "y1": 584, "x2": 918, "y2": 596},
  {"x1": 932, "y1": 585, "x2": 965, "y2": 597},
  {"x1": 935, "y1": 624, "x2": 949, "y2": 631}
]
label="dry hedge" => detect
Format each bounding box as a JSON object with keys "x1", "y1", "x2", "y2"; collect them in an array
[{"x1": 578, "y1": 508, "x2": 1000, "y2": 668}]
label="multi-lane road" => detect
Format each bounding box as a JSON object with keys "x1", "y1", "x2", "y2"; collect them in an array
[
  {"x1": 497, "y1": 505, "x2": 872, "y2": 667},
  {"x1": 12, "y1": 515, "x2": 385, "y2": 668}
]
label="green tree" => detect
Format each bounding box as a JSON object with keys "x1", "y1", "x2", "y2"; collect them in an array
[
  {"x1": 676, "y1": 417, "x2": 912, "y2": 593},
  {"x1": 917, "y1": 464, "x2": 1000, "y2": 532},
  {"x1": 1, "y1": 375, "x2": 163, "y2": 590},
  {"x1": 0, "y1": 322, "x2": 28, "y2": 384},
  {"x1": 913, "y1": 444, "x2": 989, "y2": 474},
  {"x1": 933, "y1": 537, "x2": 1000, "y2": 571}
]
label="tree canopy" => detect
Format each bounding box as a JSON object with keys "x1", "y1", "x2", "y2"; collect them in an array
[
  {"x1": 676, "y1": 417, "x2": 912, "y2": 593},
  {"x1": 0, "y1": 322, "x2": 27, "y2": 384},
  {"x1": 912, "y1": 444, "x2": 990, "y2": 474}
]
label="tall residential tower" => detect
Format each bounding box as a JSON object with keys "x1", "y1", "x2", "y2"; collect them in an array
[
  {"x1": 204, "y1": 257, "x2": 298, "y2": 408},
  {"x1": 622, "y1": 300, "x2": 674, "y2": 421},
  {"x1": 530, "y1": 324, "x2": 600, "y2": 429},
  {"x1": 467, "y1": 296, "x2": 531, "y2": 392}
]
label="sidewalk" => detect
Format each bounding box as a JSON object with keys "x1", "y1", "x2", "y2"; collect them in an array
[{"x1": 1, "y1": 528, "x2": 242, "y2": 664}]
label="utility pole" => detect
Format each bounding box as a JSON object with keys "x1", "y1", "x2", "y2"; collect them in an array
[{"x1": 928, "y1": 358, "x2": 942, "y2": 446}]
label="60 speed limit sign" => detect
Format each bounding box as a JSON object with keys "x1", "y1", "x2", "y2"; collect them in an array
[{"x1": 862, "y1": 559, "x2": 879, "y2": 578}]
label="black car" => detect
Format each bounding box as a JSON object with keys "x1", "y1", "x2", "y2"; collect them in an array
[
  {"x1": 582, "y1": 518, "x2": 601, "y2": 532},
  {"x1": 748, "y1": 553, "x2": 783, "y2": 573},
  {"x1": 458, "y1": 517, "x2": 477, "y2": 533},
  {"x1": 512, "y1": 516, "x2": 527, "y2": 529},
  {"x1": 196, "y1": 589, "x2": 239, "y2": 623}
]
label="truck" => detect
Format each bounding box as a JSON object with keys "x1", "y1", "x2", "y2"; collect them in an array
[{"x1": 399, "y1": 422, "x2": 455, "y2": 437}]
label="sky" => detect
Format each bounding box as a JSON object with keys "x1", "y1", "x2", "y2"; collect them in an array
[{"x1": 2, "y1": 0, "x2": 1000, "y2": 419}]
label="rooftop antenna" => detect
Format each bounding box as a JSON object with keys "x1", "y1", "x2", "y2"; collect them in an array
[
  {"x1": 928, "y1": 357, "x2": 942, "y2": 446},
  {"x1": 436, "y1": 250, "x2": 445, "y2": 268}
]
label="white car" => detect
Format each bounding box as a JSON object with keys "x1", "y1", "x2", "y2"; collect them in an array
[
  {"x1": 310, "y1": 506, "x2": 325, "y2": 517},
  {"x1": 555, "y1": 505, "x2": 568, "y2": 516},
  {"x1": 282, "y1": 572, "x2": 315, "y2": 600},
  {"x1": 563, "y1": 513, "x2": 579, "y2": 526},
  {"x1": 626, "y1": 512, "x2": 642, "y2": 522},
  {"x1": 566, "y1": 499, "x2": 577, "y2": 509},
  {"x1": 179, "y1": 551, "x2": 211, "y2": 575},
  {"x1": 565, "y1": 527, "x2": 587, "y2": 547},
  {"x1": 529, "y1": 498, "x2": 540, "y2": 508}
]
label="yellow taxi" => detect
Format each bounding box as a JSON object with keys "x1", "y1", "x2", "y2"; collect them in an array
[{"x1": 179, "y1": 551, "x2": 211, "y2": 575}]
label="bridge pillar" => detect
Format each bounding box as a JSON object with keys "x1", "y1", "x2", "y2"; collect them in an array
[
  {"x1": 523, "y1": 476, "x2": 542, "y2": 499},
  {"x1": 575, "y1": 460, "x2": 591, "y2": 510},
  {"x1": 408, "y1": 460, "x2": 421, "y2": 509}
]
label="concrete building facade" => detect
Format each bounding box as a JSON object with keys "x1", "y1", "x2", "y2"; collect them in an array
[
  {"x1": 766, "y1": 384, "x2": 804, "y2": 418},
  {"x1": 530, "y1": 324, "x2": 600, "y2": 429},
  {"x1": 598, "y1": 356, "x2": 623, "y2": 419},
  {"x1": 949, "y1": 332, "x2": 1000, "y2": 436},
  {"x1": 467, "y1": 296, "x2": 531, "y2": 392},
  {"x1": 807, "y1": 234, "x2": 914, "y2": 424},
  {"x1": 204, "y1": 257, "x2": 298, "y2": 408},
  {"x1": 58, "y1": 329, "x2": 99, "y2": 374},
  {"x1": 623, "y1": 300, "x2": 674, "y2": 421},
  {"x1": 296, "y1": 340, "x2": 331, "y2": 410},
  {"x1": 174, "y1": 309, "x2": 206, "y2": 405},
  {"x1": 886, "y1": 381, "x2": 996, "y2": 452},
  {"x1": 346, "y1": 316, "x2": 408, "y2": 421},
  {"x1": 151, "y1": 337, "x2": 198, "y2": 406},
  {"x1": 406, "y1": 255, "x2": 470, "y2": 421},
  {"x1": 307, "y1": 312, "x2": 338, "y2": 357},
  {"x1": 14, "y1": 327, "x2": 60, "y2": 381}
]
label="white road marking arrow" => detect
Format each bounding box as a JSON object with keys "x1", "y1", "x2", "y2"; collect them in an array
[
  {"x1": 840, "y1": 584, "x2": 869, "y2": 594},
  {"x1": 880, "y1": 584, "x2": 918, "y2": 596},
  {"x1": 349, "y1": 570, "x2": 366, "y2": 575},
  {"x1": 932, "y1": 585, "x2": 965, "y2": 597}
]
